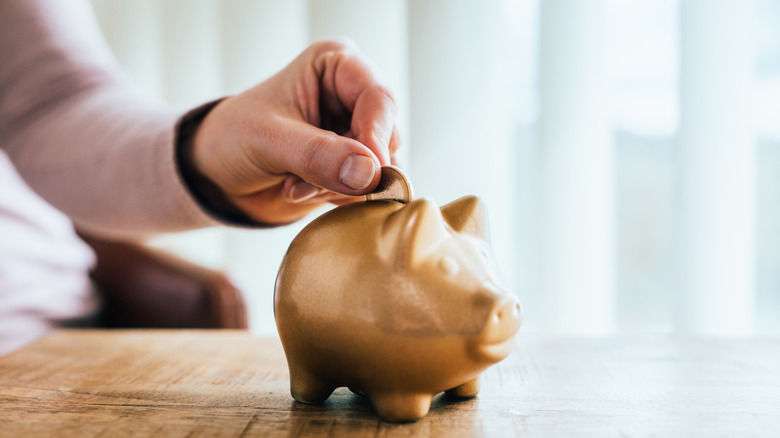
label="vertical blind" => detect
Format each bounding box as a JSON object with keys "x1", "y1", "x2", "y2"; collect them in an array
[{"x1": 89, "y1": 0, "x2": 780, "y2": 337}]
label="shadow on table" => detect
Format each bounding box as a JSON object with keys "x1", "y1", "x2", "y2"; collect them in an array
[{"x1": 272, "y1": 388, "x2": 481, "y2": 435}]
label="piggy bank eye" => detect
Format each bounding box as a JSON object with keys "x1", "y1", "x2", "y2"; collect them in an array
[{"x1": 439, "y1": 256, "x2": 460, "y2": 276}]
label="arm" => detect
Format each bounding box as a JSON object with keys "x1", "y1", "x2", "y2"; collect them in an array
[
  {"x1": 0, "y1": 1, "x2": 401, "y2": 239},
  {"x1": 0, "y1": 0, "x2": 217, "y2": 240}
]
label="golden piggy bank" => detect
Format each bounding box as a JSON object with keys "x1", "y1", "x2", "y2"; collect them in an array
[{"x1": 274, "y1": 195, "x2": 522, "y2": 422}]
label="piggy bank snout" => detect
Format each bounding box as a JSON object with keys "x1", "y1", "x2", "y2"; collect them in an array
[{"x1": 480, "y1": 295, "x2": 522, "y2": 346}]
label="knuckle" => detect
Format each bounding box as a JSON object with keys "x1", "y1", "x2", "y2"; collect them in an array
[
  {"x1": 374, "y1": 85, "x2": 399, "y2": 113},
  {"x1": 300, "y1": 133, "x2": 336, "y2": 178},
  {"x1": 310, "y1": 37, "x2": 357, "y2": 54}
]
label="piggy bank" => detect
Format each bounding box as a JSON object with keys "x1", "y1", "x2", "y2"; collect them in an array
[{"x1": 274, "y1": 195, "x2": 522, "y2": 422}]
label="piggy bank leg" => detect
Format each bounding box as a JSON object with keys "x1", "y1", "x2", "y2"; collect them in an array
[
  {"x1": 289, "y1": 367, "x2": 335, "y2": 404},
  {"x1": 370, "y1": 392, "x2": 433, "y2": 422},
  {"x1": 444, "y1": 376, "x2": 480, "y2": 398}
]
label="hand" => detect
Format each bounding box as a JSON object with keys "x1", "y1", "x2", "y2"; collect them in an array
[{"x1": 190, "y1": 39, "x2": 400, "y2": 225}]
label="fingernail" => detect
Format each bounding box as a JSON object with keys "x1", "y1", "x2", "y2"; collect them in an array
[
  {"x1": 339, "y1": 155, "x2": 377, "y2": 190},
  {"x1": 289, "y1": 181, "x2": 320, "y2": 203}
]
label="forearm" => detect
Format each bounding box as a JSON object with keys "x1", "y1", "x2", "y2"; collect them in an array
[
  {"x1": 0, "y1": 0, "x2": 219, "y2": 240},
  {"x1": 3, "y1": 87, "x2": 219, "y2": 240}
]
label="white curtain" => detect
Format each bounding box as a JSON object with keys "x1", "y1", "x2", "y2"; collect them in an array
[{"x1": 90, "y1": 0, "x2": 780, "y2": 337}]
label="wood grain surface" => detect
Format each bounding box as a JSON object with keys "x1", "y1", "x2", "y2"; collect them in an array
[{"x1": 0, "y1": 330, "x2": 778, "y2": 437}]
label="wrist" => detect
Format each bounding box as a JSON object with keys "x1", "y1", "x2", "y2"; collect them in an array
[{"x1": 175, "y1": 99, "x2": 260, "y2": 226}]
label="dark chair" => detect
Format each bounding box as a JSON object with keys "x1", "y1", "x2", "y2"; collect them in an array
[{"x1": 79, "y1": 233, "x2": 248, "y2": 329}]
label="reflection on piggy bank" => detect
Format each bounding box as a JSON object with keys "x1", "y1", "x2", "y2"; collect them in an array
[{"x1": 274, "y1": 195, "x2": 522, "y2": 422}]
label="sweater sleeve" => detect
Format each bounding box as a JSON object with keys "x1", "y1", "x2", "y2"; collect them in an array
[{"x1": 0, "y1": 0, "x2": 222, "y2": 240}]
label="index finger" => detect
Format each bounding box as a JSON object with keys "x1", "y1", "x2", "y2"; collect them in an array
[
  {"x1": 351, "y1": 85, "x2": 396, "y2": 165},
  {"x1": 314, "y1": 48, "x2": 398, "y2": 166}
]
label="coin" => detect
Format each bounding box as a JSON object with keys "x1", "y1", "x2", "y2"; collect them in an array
[{"x1": 365, "y1": 165, "x2": 413, "y2": 204}]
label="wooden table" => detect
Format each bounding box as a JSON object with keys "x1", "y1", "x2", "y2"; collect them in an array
[{"x1": 0, "y1": 330, "x2": 778, "y2": 437}]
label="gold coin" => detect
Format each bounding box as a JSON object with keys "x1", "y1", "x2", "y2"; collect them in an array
[{"x1": 365, "y1": 165, "x2": 413, "y2": 204}]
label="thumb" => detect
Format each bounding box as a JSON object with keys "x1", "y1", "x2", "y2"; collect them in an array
[{"x1": 263, "y1": 118, "x2": 381, "y2": 195}]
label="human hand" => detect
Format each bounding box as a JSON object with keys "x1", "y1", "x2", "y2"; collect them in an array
[{"x1": 189, "y1": 39, "x2": 400, "y2": 225}]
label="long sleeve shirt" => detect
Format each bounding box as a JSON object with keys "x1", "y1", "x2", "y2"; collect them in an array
[{"x1": 0, "y1": 0, "x2": 221, "y2": 354}]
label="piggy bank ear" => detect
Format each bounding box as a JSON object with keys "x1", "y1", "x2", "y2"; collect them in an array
[
  {"x1": 381, "y1": 199, "x2": 448, "y2": 266},
  {"x1": 440, "y1": 195, "x2": 490, "y2": 241}
]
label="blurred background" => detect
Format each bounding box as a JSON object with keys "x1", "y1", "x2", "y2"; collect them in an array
[{"x1": 90, "y1": 0, "x2": 780, "y2": 337}]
